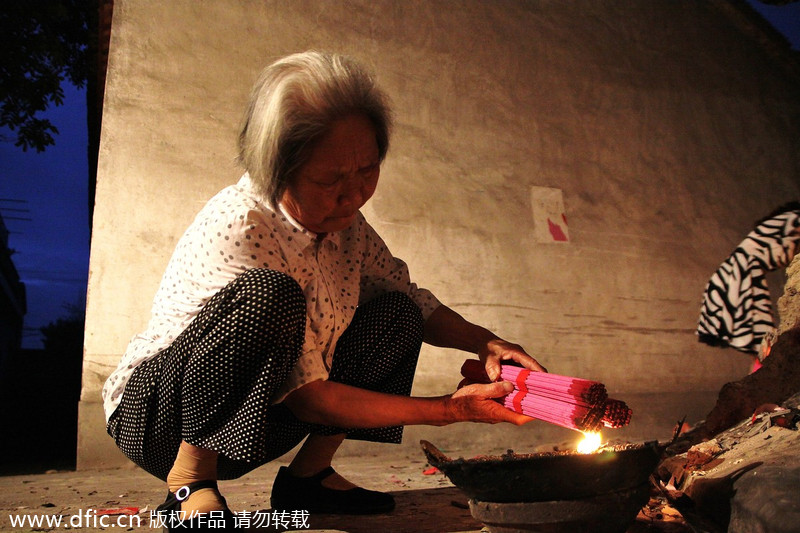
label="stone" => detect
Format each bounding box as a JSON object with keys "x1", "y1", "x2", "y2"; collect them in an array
[
  {"x1": 686, "y1": 439, "x2": 722, "y2": 469},
  {"x1": 702, "y1": 329, "x2": 800, "y2": 437},
  {"x1": 778, "y1": 256, "x2": 800, "y2": 335},
  {"x1": 729, "y1": 464, "x2": 800, "y2": 533},
  {"x1": 661, "y1": 392, "x2": 800, "y2": 532}
]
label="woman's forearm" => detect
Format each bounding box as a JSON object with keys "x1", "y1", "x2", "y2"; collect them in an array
[
  {"x1": 283, "y1": 379, "x2": 454, "y2": 428},
  {"x1": 283, "y1": 378, "x2": 525, "y2": 428},
  {"x1": 423, "y1": 303, "x2": 547, "y2": 377},
  {"x1": 423, "y1": 304, "x2": 497, "y2": 353}
]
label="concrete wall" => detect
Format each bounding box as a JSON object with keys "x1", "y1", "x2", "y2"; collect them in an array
[{"x1": 80, "y1": 0, "x2": 800, "y2": 468}]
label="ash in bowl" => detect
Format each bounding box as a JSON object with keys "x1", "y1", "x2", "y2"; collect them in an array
[
  {"x1": 493, "y1": 441, "x2": 653, "y2": 460},
  {"x1": 421, "y1": 440, "x2": 662, "y2": 503}
]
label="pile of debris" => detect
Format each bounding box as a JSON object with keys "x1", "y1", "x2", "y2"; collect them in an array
[
  {"x1": 699, "y1": 328, "x2": 800, "y2": 438},
  {"x1": 641, "y1": 328, "x2": 800, "y2": 532},
  {"x1": 649, "y1": 394, "x2": 800, "y2": 532}
]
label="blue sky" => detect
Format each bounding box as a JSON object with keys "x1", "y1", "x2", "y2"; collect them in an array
[
  {"x1": 0, "y1": 4, "x2": 797, "y2": 350},
  {"x1": 1, "y1": 83, "x2": 90, "y2": 349},
  {"x1": 747, "y1": 1, "x2": 800, "y2": 51}
]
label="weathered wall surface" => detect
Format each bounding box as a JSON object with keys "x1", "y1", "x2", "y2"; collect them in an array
[
  {"x1": 81, "y1": 0, "x2": 800, "y2": 467},
  {"x1": 779, "y1": 256, "x2": 800, "y2": 334}
]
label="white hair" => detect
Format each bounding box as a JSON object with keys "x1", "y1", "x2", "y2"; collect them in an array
[{"x1": 237, "y1": 51, "x2": 393, "y2": 207}]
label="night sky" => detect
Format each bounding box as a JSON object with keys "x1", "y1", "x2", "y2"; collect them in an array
[
  {"x1": 0, "y1": 4, "x2": 797, "y2": 350},
  {"x1": 751, "y1": 1, "x2": 800, "y2": 49},
  {"x1": 1, "y1": 83, "x2": 89, "y2": 349}
]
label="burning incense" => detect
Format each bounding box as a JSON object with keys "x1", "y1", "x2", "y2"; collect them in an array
[
  {"x1": 602, "y1": 398, "x2": 632, "y2": 428},
  {"x1": 459, "y1": 360, "x2": 632, "y2": 432},
  {"x1": 577, "y1": 432, "x2": 602, "y2": 454}
]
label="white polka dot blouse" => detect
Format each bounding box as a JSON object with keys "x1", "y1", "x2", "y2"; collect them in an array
[{"x1": 101, "y1": 174, "x2": 441, "y2": 422}]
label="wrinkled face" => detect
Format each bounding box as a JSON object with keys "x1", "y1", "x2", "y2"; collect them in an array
[{"x1": 281, "y1": 114, "x2": 381, "y2": 234}]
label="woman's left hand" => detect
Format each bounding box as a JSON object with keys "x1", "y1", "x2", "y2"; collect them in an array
[{"x1": 479, "y1": 339, "x2": 547, "y2": 382}]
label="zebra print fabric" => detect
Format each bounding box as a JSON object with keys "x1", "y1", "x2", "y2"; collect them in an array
[{"x1": 698, "y1": 208, "x2": 800, "y2": 354}]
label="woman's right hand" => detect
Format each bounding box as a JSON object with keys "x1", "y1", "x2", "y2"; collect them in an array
[{"x1": 445, "y1": 381, "x2": 533, "y2": 425}]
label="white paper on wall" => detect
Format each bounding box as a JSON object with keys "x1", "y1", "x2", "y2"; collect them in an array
[{"x1": 530, "y1": 186, "x2": 569, "y2": 244}]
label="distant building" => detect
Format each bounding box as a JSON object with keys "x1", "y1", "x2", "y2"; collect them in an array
[{"x1": 0, "y1": 213, "x2": 26, "y2": 374}]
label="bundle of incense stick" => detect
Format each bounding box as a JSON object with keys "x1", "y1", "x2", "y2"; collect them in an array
[
  {"x1": 602, "y1": 399, "x2": 632, "y2": 428},
  {"x1": 459, "y1": 360, "x2": 632, "y2": 431}
]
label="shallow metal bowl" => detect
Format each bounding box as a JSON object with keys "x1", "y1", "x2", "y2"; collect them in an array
[{"x1": 420, "y1": 439, "x2": 662, "y2": 503}]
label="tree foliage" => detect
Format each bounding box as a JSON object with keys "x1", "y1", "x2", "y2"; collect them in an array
[
  {"x1": 0, "y1": 0, "x2": 92, "y2": 152},
  {"x1": 40, "y1": 303, "x2": 84, "y2": 356}
]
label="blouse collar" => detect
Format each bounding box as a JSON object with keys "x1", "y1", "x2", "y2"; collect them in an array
[
  {"x1": 277, "y1": 201, "x2": 340, "y2": 249},
  {"x1": 238, "y1": 173, "x2": 340, "y2": 249}
]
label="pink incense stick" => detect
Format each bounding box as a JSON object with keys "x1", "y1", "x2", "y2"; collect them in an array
[
  {"x1": 500, "y1": 364, "x2": 599, "y2": 387},
  {"x1": 500, "y1": 365, "x2": 607, "y2": 405},
  {"x1": 459, "y1": 359, "x2": 631, "y2": 431},
  {"x1": 601, "y1": 398, "x2": 632, "y2": 428},
  {"x1": 504, "y1": 392, "x2": 601, "y2": 431},
  {"x1": 504, "y1": 401, "x2": 604, "y2": 432},
  {"x1": 509, "y1": 392, "x2": 588, "y2": 412},
  {"x1": 504, "y1": 401, "x2": 583, "y2": 430},
  {"x1": 518, "y1": 389, "x2": 596, "y2": 408},
  {"x1": 512, "y1": 397, "x2": 601, "y2": 426}
]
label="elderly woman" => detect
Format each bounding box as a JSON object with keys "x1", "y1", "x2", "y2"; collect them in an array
[{"x1": 102, "y1": 51, "x2": 545, "y2": 527}]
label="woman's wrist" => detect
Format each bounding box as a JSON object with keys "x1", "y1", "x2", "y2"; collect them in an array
[{"x1": 437, "y1": 395, "x2": 461, "y2": 426}]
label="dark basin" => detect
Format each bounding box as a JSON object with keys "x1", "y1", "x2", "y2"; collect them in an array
[{"x1": 421, "y1": 439, "x2": 663, "y2": 503}]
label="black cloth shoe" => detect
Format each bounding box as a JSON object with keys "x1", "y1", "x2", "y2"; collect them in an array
[
  {"x1": 156, "y1": 480, "x2": 237, "y2": 531},
  {"x1": 270, "y1": 466, "x2": 395, "y2": 515}
]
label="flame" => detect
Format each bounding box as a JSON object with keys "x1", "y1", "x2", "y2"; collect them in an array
[{"x1": 577, "y1": 431, "x2": 602, "y2": 454}]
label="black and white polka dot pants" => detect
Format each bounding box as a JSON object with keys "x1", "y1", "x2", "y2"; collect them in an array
[{"x1": 106, "y1": 268, "x2": 424, "y2": 481}]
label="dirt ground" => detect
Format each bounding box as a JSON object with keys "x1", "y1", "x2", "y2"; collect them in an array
[
  {"x1": 0, "y1": 451, "x2": 481, "y2": 533},
  {"x1": 0, "y1": 444, "x2": 713, "y2": 533}
]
